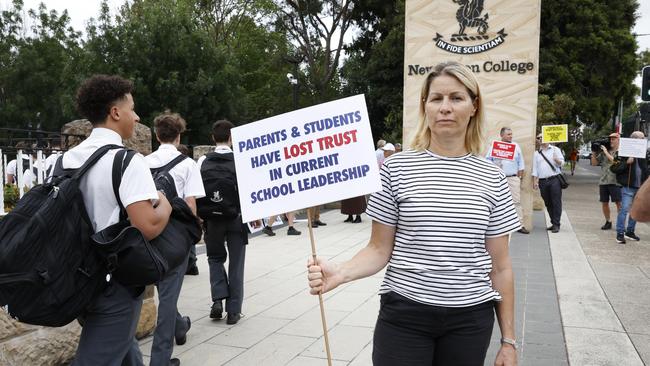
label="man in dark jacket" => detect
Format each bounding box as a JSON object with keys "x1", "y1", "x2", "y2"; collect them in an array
[{"x1": 611, "y1": 131, "x2": 648, "y2": 244}]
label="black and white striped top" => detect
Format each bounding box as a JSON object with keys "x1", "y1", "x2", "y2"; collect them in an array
[{"x1": 366, "y1": 149, "x2": 520, "y2": 307}]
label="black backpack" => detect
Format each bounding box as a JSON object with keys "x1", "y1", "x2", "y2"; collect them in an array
[
  {"x1": 196, "y1": 152, "x2": 240, "y2": 220},
  {"x1": 0, "y1": 145, "x2": 120, "y2": 327},
  {"x1": 150, "y1": 154, "x2": 188, "y2": 198}
]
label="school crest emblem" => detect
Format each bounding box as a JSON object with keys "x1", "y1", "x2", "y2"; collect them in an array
[{"x1": 433, "y1": 0, "x2": 507, "y2": 55}]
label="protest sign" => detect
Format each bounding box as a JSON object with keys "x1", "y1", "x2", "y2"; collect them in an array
[
  {"x1": 541, "y1": 125, "x2": 568, "y2": 143},
  {"x1": 231, "y1": 94, "x2": 381, "y2": 222},
  {"x1": 489, "y1": 141, "x2": 516, "y2": 161},
  {"x1": 618, "y1": 138, "x2": 648, "y2": 158}
]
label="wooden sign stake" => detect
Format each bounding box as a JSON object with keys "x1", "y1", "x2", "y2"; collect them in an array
[{"x1": 307, "y1": 208, "x2": 333, "y2": 366}]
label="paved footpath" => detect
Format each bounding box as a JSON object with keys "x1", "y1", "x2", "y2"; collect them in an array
[
  {"x1": 137, "y1": 159, "x2": 650, "y2": 365},
  {"x1": 554, "y1": 160, "x2": 650, "y2": 365}
]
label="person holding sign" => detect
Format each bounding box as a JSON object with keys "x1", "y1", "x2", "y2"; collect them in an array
[
  {"x1": 610, "y1": 131, "x2": 648, "y2": 244},
  {"x1": 308, "y1": 61, "x2": 520, "y2": 366},
  {"x1": 532, "y1": 134, "x2": 565, "y2": 233},
  {"x1": 486, "y1": 127, "x2": 528, "y2": 234}
]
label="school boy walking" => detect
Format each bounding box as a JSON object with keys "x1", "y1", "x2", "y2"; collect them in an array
[
  {"x1": 198, "y1": 120, "x2": 260, "y2": 325},
  {"x1": 69, "y1": 75, "x2": 172, "y2": 365},
  {"x1": 145, "y1": 112, "x2": 205, "y2": 366}
]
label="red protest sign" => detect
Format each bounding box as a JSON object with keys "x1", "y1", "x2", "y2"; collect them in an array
[{"x1": 490, "y1": 141, "x2": 516, "y2": 161}]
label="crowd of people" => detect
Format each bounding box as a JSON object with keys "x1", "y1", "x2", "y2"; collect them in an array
[{"x1": 4, "y1": 61, "x2": 648, "y2": 366}]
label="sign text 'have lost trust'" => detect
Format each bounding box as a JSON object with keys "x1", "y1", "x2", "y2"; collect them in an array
[{"x1": 231, "y1": 95, "x2": 381, "y2": 222}]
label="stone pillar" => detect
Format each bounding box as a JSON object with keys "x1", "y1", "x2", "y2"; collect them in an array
[
  {"x1": 0, "y1": 310, "x2": 81, "y2": 365},
  {"x1": 193, "y1": 145, "x2": 214, "y2": 160},
  {"x1": 0, "y1": 120, "x2": 155, "y2": 365}
]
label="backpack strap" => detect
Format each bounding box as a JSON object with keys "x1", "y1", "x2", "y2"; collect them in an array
[
  {"x1": 111, "y1": 149, "x2": 137, "y2": 221},
  {"x1": 151, "y1": 154, "x2": 188, "y2": 176},
  {"x1": 71, "y1": 144, "x2": 123, "y2": 180}
]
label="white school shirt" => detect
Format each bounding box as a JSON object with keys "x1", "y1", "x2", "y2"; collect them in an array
[
  {"x1": 45, "y1": 152, "x2": 61, "y2": 176},
  {"x1": 532, "y1": 144, "x2": 564, "y2": 179},
  {"x1": 144, "y1": 144, "x2": 205, "y2": 200},
  {"x1": 197, "y1": 145, "x2": 230, "y2": 169},
  {"x1": 62, "y1": 128, "x2": 158, "y2": 232},
  {"x1": 6, "y1": 156, "x2": 36, "y2": 188}
]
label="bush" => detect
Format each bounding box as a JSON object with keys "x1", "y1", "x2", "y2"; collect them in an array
[{"x1": 4, "y1": 184, "x2": 20, "y2": 212}]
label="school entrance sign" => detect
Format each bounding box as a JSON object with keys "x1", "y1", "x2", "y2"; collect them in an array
[
  {"x1": 404, "y1": 0, "x2": 541, "y2": 230},
  {"x1": 231, "y1": 95, "x2": 381, "y2": 223}
]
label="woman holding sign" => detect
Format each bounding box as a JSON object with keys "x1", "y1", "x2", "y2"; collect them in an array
[{"x1": 308, "y1": 61, "x2": 520, "y2": 366}]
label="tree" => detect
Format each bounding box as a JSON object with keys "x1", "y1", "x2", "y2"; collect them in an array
[
  {"x1": 539, "y1": 0, "x2": 639, "y2": 128},
  {"x1": 275, "y1": 0, "x2": 354, "y2": 102},
  {"x1": 341, "y1": 0, "x2": 404, "y2": 143},
  {"x1": 0, "y1": 1, "x2": 82, "y2": 132}
]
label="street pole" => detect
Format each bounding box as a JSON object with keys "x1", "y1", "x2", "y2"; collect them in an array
[{"x1": 292, "y1": 63, "x2": 299, "y2": 110}]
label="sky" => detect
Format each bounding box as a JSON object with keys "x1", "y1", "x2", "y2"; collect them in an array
[{"x1": 1, "y1": 0, "x2": 650, "y2": 84}]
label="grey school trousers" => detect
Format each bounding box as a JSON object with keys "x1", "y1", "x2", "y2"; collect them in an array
[
  {"x1": 150, "y1": 252, "x2": 191, "y2": 365},
  {"x1": 72, "y1": 283, "x2": 144, "y2": 366},
  {"x1": 205, "y1": 217, "x2": 247, "y2": 314}
]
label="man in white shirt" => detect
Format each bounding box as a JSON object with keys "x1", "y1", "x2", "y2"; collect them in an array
[
  {"x1": 486, "y1": 127, "x2": 528, "y2": 233},
  {"x1": 145, "y1": 112, "x2": 205, "y2": 366},
  {"x1": 375, "y1": 139, "x2": 386, "y2": 167},
  {"x1": 45, "y1": 137, "x2": 63, "y2": 178},
  {"x1": 6, "y1": 142, "x2": 37, "y2": 189},
  {"x1": 69, "y1": 75, "x2": 172, "y2": 366},
  {"x1": 532, "y1": 133, "x2": 565, "y2": 233}
]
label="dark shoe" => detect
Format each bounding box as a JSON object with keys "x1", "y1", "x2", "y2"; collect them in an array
[
  {"x1": 353, "y1": 216, "x2": 362, "y2": 223},
  {"x1": 616, "y1": 233, "x2": 626, "y2": 244},
  {"x1": 551, "y1": 226, "x2": 559, "y2": 233},
  {"x1": 546, "y1": 226, "x2": 554, "y2": 230},
  {"x1": 517, "y1": 227, "x2": 530, "y2": 234},
  {"x1": 625, "y1": 231, "x2": 640, "y2": 241},
  {"x1": 344, "y1": 215, "x2": 353, "y2": 223},
  {"x1": 175, "y1": 316, "x2": 191, "y2": 345},
  {"x1": 169, "y1": 358, "x2": 180, "y2": 366},
  {"x1": 262, "y1": 226, "x2": 276, "y2": 236},
  {"x1": 310, "y1": 221, "x2": 319, "y2": 228},
  {"x1": 226, "y1": 312, "x2": 242, "y2": 325},
  {"x1": 287, "y1": 226, "x2": 301, "y2": 235},
  {"x1": 601, "y1": 221, "x2": 612, "y2": 230},
  {"x1": 210, "y1": 301, "x2": 223, "y2": 319},
  {"x1": 314, "y1": 220, "x2": 327, "y2": 226},
  {"x1": 186, "y1": 265, "x2": 199, "y2": 275}
]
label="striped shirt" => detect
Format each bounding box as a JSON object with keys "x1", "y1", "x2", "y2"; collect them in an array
[{"x1": 366, "y1": 150, "x2": 520, "y2": 307}]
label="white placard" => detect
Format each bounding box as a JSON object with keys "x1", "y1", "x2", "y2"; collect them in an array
[
  {"x1": 232, "y1": 94, "x2": 381, "y2": 222},
  {"x1": 618, "y1": 138, "x2": 648, "y2": 158}
]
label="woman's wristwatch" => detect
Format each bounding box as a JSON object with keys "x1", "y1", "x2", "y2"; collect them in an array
[{"x1": 500, "y1": 337, "x2": 518, "y2": 350}]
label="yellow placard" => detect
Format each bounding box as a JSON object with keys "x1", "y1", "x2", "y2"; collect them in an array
[{"x1": 541, "y1": 124, "x2": 568, "y2": 143}]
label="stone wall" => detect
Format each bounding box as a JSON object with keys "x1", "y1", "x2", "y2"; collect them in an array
[
  {"x1": 61, "y1": 119, "x2": 152, "y2": 155},
  {"x1": 0, "y1": 121, "x2": 156, "y2": 365}
]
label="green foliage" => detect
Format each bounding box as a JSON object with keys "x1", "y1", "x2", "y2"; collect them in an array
[
  {"x1": 0, "y1": 1, "x2": 82, "y2": 131},
  {"x1": 0, "y1": 0, "x2": 644, "y2": 149},
  {"x1": 539, "y1": 0, "x2": 639, "y2": 127},
  {"x1": 342, "y1": 0, "x2": 404, "y2": 144},
  {"x1": 3, "y1": 184, "x2": 19, "y2": 211}
]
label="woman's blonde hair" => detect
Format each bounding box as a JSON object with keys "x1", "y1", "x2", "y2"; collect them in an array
[{"x1": 410, "y1": 61, "x2": 485, "y2": 155}]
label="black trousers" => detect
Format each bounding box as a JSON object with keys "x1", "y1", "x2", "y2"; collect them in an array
[
  {"x1": 539, "y1": 175, "x2": 563, "y2": 227},
  {"x1": 372, "y1": 292, "x2": 495, "y2": 366}
]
